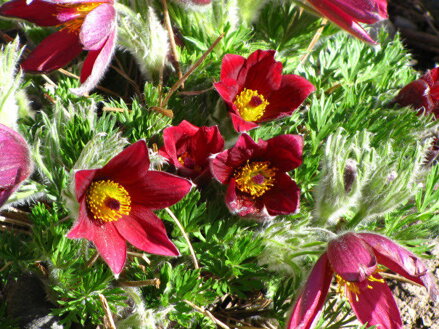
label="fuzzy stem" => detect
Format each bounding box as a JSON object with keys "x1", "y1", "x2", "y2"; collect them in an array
[
  {"x1": 344, "y1": 211, "x2": 366, "y2": 230},
  {"x1": 99, "y1": 294, "x2": 117, "y2": 329},
  {"x1": 165, "y1": 208, "x2": 199, "y2": 269}
]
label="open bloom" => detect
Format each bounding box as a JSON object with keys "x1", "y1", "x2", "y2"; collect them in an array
[
  {"x1": 159, "y1": 120, "x2": 224, "y2": 184},
  {"x1": 210, "y1": 133, "x2": 303, "y2": 219},
  {"x1": 395, "y1": 67, "x2": 439, "y2": 119},
  {"x1": 214, "y1": 50, "x2": 315, "y2": 132},
  {"x1": 305, "y1": 0, "x2": 388, "y2": 44},
  {"x1": 0, "y1": 124, "x2": 32, "y2": 207},
  {"x1": 0, "y1": 0, "x2": 117, "y2": 95},
  {"x1": 67, "y1": 140, "x2": 192, "y2": 275},
  {"x1": 288, "y1": 232, "x2": 439, "y2": 329}
]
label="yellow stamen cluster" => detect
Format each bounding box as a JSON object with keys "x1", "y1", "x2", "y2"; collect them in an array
[
  {"x1": 86, "y1": 180, "x2": 131, "y2": 223},
  {"x1": 233, "y1": 89, "x2": 269, "y2": 122},
  {"x1": 58, "y1": 2, "x2": 102, "y2": 33},
  {"x1": 234, "y1": 161, "x2": 276, "y2": 197},
  {"x1": 335, "y1": 273, "x2": 385, "y2": 302},
  {"x1": 178, "y1": 152, "x2": 189, "y2": 166}
]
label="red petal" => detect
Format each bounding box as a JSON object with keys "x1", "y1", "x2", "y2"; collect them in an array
[
  {"x1": 214, "y1": 79, "x2": 239, "y2": 103},
  {"x1": 395, "y1": 79, "x2": 433, "y2": 112},
  {"x1": 74, "y1": 169, "x2": 97, "y2": 201},
  {"x1": 230, "y1": 112, "x2": 259, "y2": 132},
  {"x1": 348, "y1": 274, "x2": 402, "y2": 329},
  {"x1": 127, "y1": 171, "x2": 192, "y2": 209},
  {"x1": 66, "y1": 200, "x2": 95, "y2": 241},
  {"x1": 0, "y1": 0, "x2": 75, "y2": 26},
  {"x1": 264, "y1": 134, "x2": 303, "y2": 171},
  {"x1": 21, "y1": 30, "x2": 83, "y2": 73},
  {"x1": 220, "y1": 53, "x2": 246, "y2": 81},
  {"x1": 263, "y1": 173, "x2": 300, "y2": 216},
  {"x1": 287, "y1": 253, "x2": 333, "y2": 329},
  {"x1": 73, "y1": 27, "x2": 116, "y2": 95},
  {"x1": 261, "y1": 75, "x2": 315, "y2": 122},
  {"x1": 324, "y1": 0, "x2": 387, "y2": 24},
  {"x1": 225, "y1": 179, "x2": 264, "y2": 217},
  {"x1": 114, "y1": 206, "x2": 179, "y2": 256},
  {"x1": 80, "y1": 3, "x2": 115, "y2": 51},
  {"x1": 92, "y1": 222, "x2": 127, "y2": 275},
  {"x1": 327, "y1": 233, "x2": 377, "y2": 282}
]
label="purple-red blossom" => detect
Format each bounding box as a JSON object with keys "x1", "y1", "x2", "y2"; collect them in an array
[
  {"x1": 159, "y1": 120, "x2": 224, "y2": 184},
  {"x1": 0, "y1": 0, "x2": 117, "y2": 95},
  {"x1": 0, "y1": 124, "x2": 32, "y2": 207},
  {"x1": 214, "y1": 50, "x2": 315, "y2": 132},
  {"x1": 306, "y1": 0, "x2": 388, "y2": 44},
  {"x1": 395, "y1": 67, "x2": 439, "y2": 119},
  {"x1": 67, "y1": 140, "x2": 192, "y2": 275},
  {"x1": 287, "y1": 232, "x2": 439, "y2": 329},
  {"x1": 210, "y1": 133, "x2": 303, "y2": 219}
]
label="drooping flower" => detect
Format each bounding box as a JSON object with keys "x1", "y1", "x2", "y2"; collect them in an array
[
  {"x1": 67, "y1": 140, "x2": 192, "y2": 275},
  {"x1": 394, "y1": 67, "x2": 439, "y2": 119},
  {"x1": 0, "y1": 0, "x2": 117, "y2": 95},
  {"x1": 305, "y1": 0, "x2": 388, "y2": 44},
  {"x1": 287, "y1": 232, "x2": 439, "y2": 329},
  {"x1": 214, "y1": 50, "x2": 315, "y2": 132},
  {"x1": 0, "y1": 123, "x2": 32, "y2": 207},
  {"x1": 210, "y1": 133, "x2": 303, "y2": 219},
  {"x1": 159, "y1": 120, "x2": 224, "y2": 184}
]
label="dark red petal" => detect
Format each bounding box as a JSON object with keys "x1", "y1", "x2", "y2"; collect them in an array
[
  {"x1": 359, "y1": 233, "x2": 439, "y2": 302},
  {"x1": 127, "y1": 171, "x2": 192, "y2": 210},
  {"x1": 74, "y1": 169, "x2": 97, "y2": 201},
  {"x1": 225, "y1": 179, "x2": 264, "y2": 217},
  {"x1": 287, "y1": 253, "x2": 333, "y2": 329},
  {"x1": 80, "y1": 3, "x2": 115, "y2": 51},
  {"x1": 327, "y1": 232, "x2": 377, "y2": 282},
  {"x1": 395, "y1": 79, "x2": 433, "y2": 112},
  {"x1": 96, "y1": 140, "x2": 149, "y2": 185},
  {"x1": 0, "y1": 0, "x2": 75, "y2": 26},
  {"x1": 325, "y1": 0, "x2": 387, "y2": 24},
  {"x1": 214, "y1": 80, "x2": 239, "y2": 103},
  {"x1": 230, "y1": 112, "x2": 259, "y2": 132},
  {"x1": 264, "y1": 134, "x2": 303, "y2": 171},
  {"x1": 66, "y1": 200, "x2": 95, "y2": 241},
  {"x1": 263, "y1": 173, "x2": 300, "y2": 216},
  {"x1": 21, "y1": 30, "x2": 83, "y2": 73},
  {"x1": 114, "y1": 206, "x2": 179, "y2": 256},
  {"x1": 210, "y1": 134, "x2": 259, "y2": 184},
  {"x1": 242, "y1": 50, "x2": 283, "y2": 95},
  {"x1": 348, "y1": 274, "x2": 402, "y2": 329},
  {"x1": 191, "y1": 125, "x2": 224, "y2": 165},
  {"x1": 261, "y1": 74, "x2": 315, "y2": 122},
  {"x1": 92, "y1": 222, "x2": 127, "y2": 275},
  {"x1": 74, "y1": 27, "x2": 116, "y2": 94},
  {"x1": 220, "y1": 53, "x2": 246, "y2": 81}
]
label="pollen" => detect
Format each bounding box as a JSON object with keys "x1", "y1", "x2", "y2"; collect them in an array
[
  {"x1": 234, "y1": 161, "x2": 276, "y2": 197},
  {"x1": 57, "y1": 2, "x2": 102, "y2": 33},
  {"x1": 86, "y1": 180, "x2": 131, "y2": 223},
  {"x1": 233, "y1": 89, "x2": 269, "y2": 122},
  {"x1": 335, "y1": 272, "x2": 385, "y2": 302}
]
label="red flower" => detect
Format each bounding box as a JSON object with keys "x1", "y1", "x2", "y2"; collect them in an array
[
  {"x1": 0, "y1": 124, "x2": 32, "y2": 207},
  {"x1": 288, "y1": 232, "x2": 439, "y2": 329},
  {"x1": 0, "y1": 0, "x2": 117, "y2": 95},
  {"x1": 159, "y1": 120, "x2": 224, "y2": 184},
  {"x1": 67, "y1": 141, "x2": 192, "y2": 275},
  {"x1": 210, "y1": 133, "x2": 303, "y2": 219},
  {"x1": 395, "y1": 68, "x2": 439, "y2": 119},
  {"x1": 214, "y1": 50, "x2": 315, "y2": 132},
  {"x1": 305, "y1": 0, "x2": 388, "y2": 44}
]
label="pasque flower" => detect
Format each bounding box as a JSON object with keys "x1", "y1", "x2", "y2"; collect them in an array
[
  {"x1": 0, "y1": 123, "x2": 32, "y2": 207},
  {"x1": 214, "y1": 50, "x2": 315, "y2": 132},
  {"x1": 0, "y1": 0, "x2": 117, "y2": 95},
  {"x1": 395, "y1": 67, "x2": 439, "y2": 119},
  {"x1": 305, "y1": 0, "x2": 388, "y2": 44},
  {"x1": 159, "y1": 120, "x2": 224, "y2": 183},
  {"x1": 210, "y1": 133, "x2": 303, "y2": 219},
  {"x1": 288, "y1": 232, "x2": 439, "y2": 329},
  {"x1": 67, "y1": 140, "x2": 192, "y2": 275}
]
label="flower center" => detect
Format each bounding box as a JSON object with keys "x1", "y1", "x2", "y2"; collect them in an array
[
  {"x1": 335, "y1": 272, "x2": 385, "y2": 302},
  {"x1": 234, "y1": 161, "x2": 276, "y2": 197},
  {"x1": 58, "y1": 2, "x2": 102, "y2": 33},
  {"x1": 86, "y1": 180, "x2": 131, "y2": 223},
  {"x1": 233, "y1": 89, "x2": 269, "y2": 122}
]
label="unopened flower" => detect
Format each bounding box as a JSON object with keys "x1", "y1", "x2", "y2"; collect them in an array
[
  {"x1": 159, "y1": 120, "x2": 224, "y2": 184},
  {"x1": 214, "y1": 50, "x2": 315, "y2": 132},
  {"x1": 394, "y1": 67, "x2": 439, "y2": 119},
  {"x1": 0, "y1": 0, "x2": 117, "y2": 95},
  {"x1": 210, "y1": 133, "x2": 303, "y2": 219},
  {"x1": 305, "y1": 0, "x2": 388, "y2": 44},
  {"x1": 67, "y1": 140, "x2": 192, "y2": 275},
  {"x1": 288, "y1": 232, "x2": 438, "y2": 329},
  {"x1": 0, "y1": 123, "x2": 32, "y2": 207}
]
